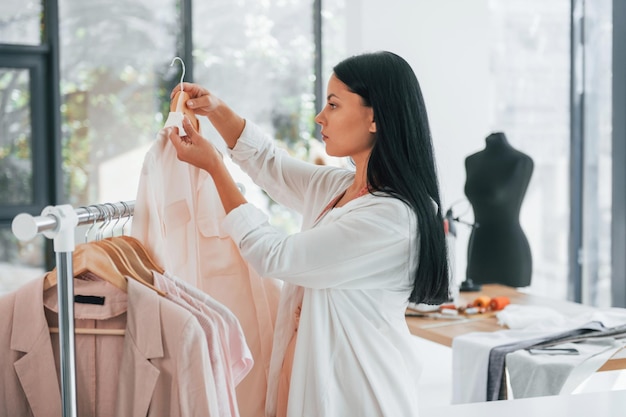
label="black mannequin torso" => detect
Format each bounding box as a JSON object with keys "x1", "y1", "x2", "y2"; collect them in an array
[{"x1": 464, "y1": 132, "x2": 534, "y2": 287}]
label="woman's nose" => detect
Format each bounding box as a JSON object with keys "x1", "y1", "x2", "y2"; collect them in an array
[{"x1": 314, "y1": 111, "x2": 323, "y2": 125}]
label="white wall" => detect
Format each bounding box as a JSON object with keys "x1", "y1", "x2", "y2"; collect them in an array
[{"x1": 345, "y1": 0, "x2": 492, "y2": 285}]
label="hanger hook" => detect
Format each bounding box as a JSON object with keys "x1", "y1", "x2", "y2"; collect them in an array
[
  {"x1": 105, "y1": 203, "x2": 121, "y2": 238},
  {"x1": 120, "y1": 201, "x2": 132, "y2": 236},
  {"x1": 79, "y1": 206, "x2": 94, "y2": 243},
  {"x1": 84, "y1": 205, "x2": 100, "y2": 242},
  {"x1": 170, "y1": 56, "x2": 185, "y2": 94},
  {"x1": 96, "y1": 204, "x2": 111, "y2": 241}
]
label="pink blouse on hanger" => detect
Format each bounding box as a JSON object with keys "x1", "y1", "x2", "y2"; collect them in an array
[{"x1": 131, "y1": 128, "x2": 280, "y2": 417}]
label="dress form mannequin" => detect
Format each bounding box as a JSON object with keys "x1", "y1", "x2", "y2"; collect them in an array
[{"x1": 464, "y1": 132, "x2": 534, "y2": 287}]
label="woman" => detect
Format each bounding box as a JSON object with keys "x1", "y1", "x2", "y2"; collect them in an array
[{"x1": 168, "y1": 51, "x2": 449, "y2": 417}]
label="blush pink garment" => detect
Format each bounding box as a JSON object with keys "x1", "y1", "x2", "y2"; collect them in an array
[
  {"x1": 276, "y1": 305, "x2": 301, "y2": 417},
  {"x1": 0, "y1": 275, "x2": 219, "y2": 417},
  {"x1": 131, "y1": 129, "x2": 280, "y2": 417},
  {"x1": 160, "y1": 270, "x2": 253, "y2": 386},
  {"x1": 153, "y1": 271, "x2": 241, "y2": 417}
]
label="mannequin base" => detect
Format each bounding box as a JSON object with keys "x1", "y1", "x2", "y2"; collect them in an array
[{"x1": 459, "y1": 278, "x2": 482, "y2": 292}]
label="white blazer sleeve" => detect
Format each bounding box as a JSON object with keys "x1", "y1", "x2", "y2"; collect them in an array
[
  {"x1": 228, "y1": 121, "x2": 334, "y2": 213},
  {"x1": 221, "y1": 199, "x2": 417, "y2": 290}
]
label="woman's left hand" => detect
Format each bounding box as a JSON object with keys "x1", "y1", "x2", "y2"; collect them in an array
[{"x1": 167, "y1": 116, "x2": 223, "y2": 174}]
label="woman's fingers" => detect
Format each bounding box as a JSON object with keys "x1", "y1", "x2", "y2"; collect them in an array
[
  {"x1": 186, "y1": 94, "x2": 219, "y2": 114},
  {"x1": 169, "y1": 82, "x2": 207, "y2": 100},
  {"x1": 169, "y1": 83, "x2": 218, "y2": 115},
  {"x1": 167, "y1": 118, "x2": 217, "y2": 173},
  {"x1": 180, "y1": 115, "x2": 195, "y2": 134}
]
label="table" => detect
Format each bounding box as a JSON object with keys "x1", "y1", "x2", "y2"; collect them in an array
[{"x1": 406, "y1": 284, "x2": 626, "y2": 372}]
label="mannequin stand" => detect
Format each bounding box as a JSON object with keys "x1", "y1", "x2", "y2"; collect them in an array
[{"x1": 459, "y1": 277, "x2": 482, "y2": 292}]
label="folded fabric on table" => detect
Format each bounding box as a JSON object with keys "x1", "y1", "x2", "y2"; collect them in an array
[
  {"x1": 507, "y1": 338, "x2": 625, "y2": 399},
  {"x1": 452, "y1": 305, "x2": 626, "y2": 404},
  {"x1": 486, "y1": 321, "x2": 607, "y2": 401}
]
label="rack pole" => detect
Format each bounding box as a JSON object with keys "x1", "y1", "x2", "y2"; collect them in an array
[
  {"x1": 55, "y1": 250, "x2": 77, "y2": 417},
  {"x1": 40, "y1": 205, "x2": 79, "y2": 417}
]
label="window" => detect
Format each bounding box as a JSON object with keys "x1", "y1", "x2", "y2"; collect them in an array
[
  {"x1": 581, "y1": 0, "x2": 612, "y2": 307},
  {"x1": 0, "y1": 36, "x2": 51, "y2": 292},
  {"x1": 58, "y1": 0, "x2": 181, "y2": 206},
  {"x1": 486, "y1": 0, "x2": 571, "y2": 300},
  {"x1": 191, "y1": 0, "x2": 317, "y2": 233},
  {"x1": 0, "y1": 1, "x2": 42, "y2": 45}
]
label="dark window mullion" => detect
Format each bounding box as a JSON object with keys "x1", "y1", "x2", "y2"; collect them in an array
[
  {"x1": 0, "y1": 52, "x2": 48, "y2": 224},
  {"x1": 569, "y1": 0, "x2": 585, "y2": 303}
]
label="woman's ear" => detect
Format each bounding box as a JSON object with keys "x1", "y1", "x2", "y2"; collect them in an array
[
  {"x1": 368, "y1": 109, "x2": 377, "y2": 133},
  {"x1": 369, "y1": 120, "x2": 377, "y2": 134}
]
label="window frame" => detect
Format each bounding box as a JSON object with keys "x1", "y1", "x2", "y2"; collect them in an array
[{"x1": 0, "y1": 45, "x2": 53, "y2": 224}]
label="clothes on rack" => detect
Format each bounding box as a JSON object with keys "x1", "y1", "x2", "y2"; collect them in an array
[
  {"x1": 156, "y1": 270, "x2": 253, "y2": 386},
  {"x1": 0, "y1": 274, "x2": 219, "y2": 417},
  {"x1": 132, "y1": 127, "x2": 280, "y2": 417},
  {"x1": 153, "y1": 270, "x2": 251, "y2": 417}
]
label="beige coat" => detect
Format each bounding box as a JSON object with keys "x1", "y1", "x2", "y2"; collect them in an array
[{"x1": 0, "y1": 276, "x2": 219, "y2": 417}]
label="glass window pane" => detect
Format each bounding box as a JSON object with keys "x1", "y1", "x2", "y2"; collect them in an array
[
  {"x1": 582, "y1": 0, "x2": 612, "y2": 307},
  {"x1": 0, "y1": 1, "x2": 42, "y2": 45},
  {"x1": 487, "y1": 1, "x2": 571, "y2": 299},
  {"x1": 322, "y1": 0, "x2": 347, "y2": 86},
  {"x1": 193, "y1": 0, "x2": 315, "y2": 233},
  {"x1": 0, "y1": 226, "x2": 45, "y2": 296},
  {"x1": 0, "y1": 68, "x2": 33, "y2": 205},
  {"x1": 58, "y1": 0, "x2": 180, "y2": 207}
]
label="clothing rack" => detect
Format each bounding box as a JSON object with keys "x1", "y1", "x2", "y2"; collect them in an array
[{"x1": 11, "y1": 200, "x2": 136, "y2": 417}]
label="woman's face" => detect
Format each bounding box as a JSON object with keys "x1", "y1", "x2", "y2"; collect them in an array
[{"x1": 314, "y1": 73, "x2": 376, "y2": 161}]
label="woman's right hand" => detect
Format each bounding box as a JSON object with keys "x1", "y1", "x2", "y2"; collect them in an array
[
  {"x1": 170, "y1": 82, "x2": 220, "y2": 117},
  {"x1": 167, "y1": 116, "x2": 223, "y2": 175}
]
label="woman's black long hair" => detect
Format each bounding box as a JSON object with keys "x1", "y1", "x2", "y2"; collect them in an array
[{"x1": 333, "y1": 51, "x2": 450, "y2": 304}]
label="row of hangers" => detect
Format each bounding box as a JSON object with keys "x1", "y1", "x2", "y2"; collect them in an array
[{"x1": 46, "y1": 203, "x2": 166, "y2": 336}]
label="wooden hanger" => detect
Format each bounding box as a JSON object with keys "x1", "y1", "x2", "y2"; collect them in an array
[
  {"x1": 118, "y1": 235, "x2": 165, "y2": 274},
  {"x1": 104, "y1": 237, "x2": 154, "y2": 283},
  {"x1": 44, "y1": 242, "x2": 127, "y2": 292},
  {"x1": 171, "y1": 90, "x2": 200, "y2": 132},
  {"x1": 49, "y1": 327, "x2": 125, "y2": 336},
  {"x1": 94, "y1": 239, "x2": 166, "y2": 296},
  {"x1": 45, "y1": 243, "x2": 128, "y2": 336}
]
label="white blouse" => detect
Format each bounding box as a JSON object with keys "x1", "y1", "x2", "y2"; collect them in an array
[{"x1": 221, "y1": 121, "x2": 424, "y2": 417}]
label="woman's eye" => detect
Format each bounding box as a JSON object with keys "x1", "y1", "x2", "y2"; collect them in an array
[{"x1": 328, "y1": 103, "x2": 337, "y2": 109}]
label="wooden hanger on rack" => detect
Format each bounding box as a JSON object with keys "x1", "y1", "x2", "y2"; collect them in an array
[
  {"x1": 106, "y1": 237, "x2": 154, "y2": 281},
  {"x1": 85, "y1": 202, "x2": 165, "y2": 296},
  {"x1": 94, "y1": 239, "x2": 166, "y2": 296},
  {"x1": 44, "y1": 242, "x2": 127, "y2": 292},
  {"x1": 118, "y1": 235, "x2": 165, "y2": 274},
  {"x1": 45, "y1": 242, "x2": 128, "y2": 336}
]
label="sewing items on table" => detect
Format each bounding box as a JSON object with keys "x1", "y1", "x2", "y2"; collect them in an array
[{"x1": 406, "y1": 295, "x2": 511, "y2": 319}]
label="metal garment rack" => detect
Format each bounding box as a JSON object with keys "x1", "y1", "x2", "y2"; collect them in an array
[{"x1": 11, "y1": 200, "x2": 136, "y2": 417}]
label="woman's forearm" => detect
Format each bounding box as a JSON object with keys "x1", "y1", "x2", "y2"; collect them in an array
[
  {"x1": 210, "y1": 158, "x2": 248, "y2": 214},
  {"x1": 206, "y1": 99, "x2": 246, "y2": 150}
]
